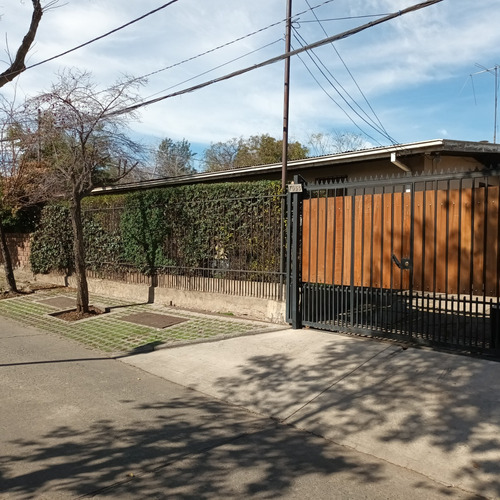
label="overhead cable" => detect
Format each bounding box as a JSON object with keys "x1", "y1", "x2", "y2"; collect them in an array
[
  {"x1": 127, "y1": 0, "x2": 339, "y2": 85},
  {"x1": 104, "y1": 0, "x2": 445, "y2": 118},
  {"x1": 291, "y1": 40, "x2": 384, "y2": 146},
  {"x1": 19, "y1": 1, "x2": 182, "y2": 73},
  {"x1": 302, "y1": 0, "x2": 397, "y2": 144},
  {"x1": 144, "y1": 39, "x2": 283, "y2": 100}
]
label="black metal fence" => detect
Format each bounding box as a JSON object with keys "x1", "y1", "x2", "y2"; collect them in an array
[
  {"x1": 84, "y1": 192, "x2": 285, "y2": 300},
  {"x1": 288, "y1": 170, "x2": 500, "y2": 356}
]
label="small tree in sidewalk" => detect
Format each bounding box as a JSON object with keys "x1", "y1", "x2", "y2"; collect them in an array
[{"x1": 24, "y1": 69, "x2": 146, "y2": 313}]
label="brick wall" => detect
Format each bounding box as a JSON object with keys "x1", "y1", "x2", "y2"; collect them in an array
[{"x1": 0, "y1": 233, "x2": 31, "y2": 269}]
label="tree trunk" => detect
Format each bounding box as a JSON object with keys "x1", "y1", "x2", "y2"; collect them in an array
[
  {"x1": 69, "y1": 195, "x2": 89, "y2": 313},
  {"x1": 0, "y1": 218, "x2": 18, "y2": 293}
]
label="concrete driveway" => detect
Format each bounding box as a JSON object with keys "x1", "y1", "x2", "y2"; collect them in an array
[{"x1": 124, "y1": 328, "x2": 500, "y2": 499}]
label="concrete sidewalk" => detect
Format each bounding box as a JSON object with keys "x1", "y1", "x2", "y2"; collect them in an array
[
  {"x1": 123, "y1": 329, "x2": 500, "y2": 499},
  {"x1": 1, "y1": 316, "x2": 476, "y2": 499}
]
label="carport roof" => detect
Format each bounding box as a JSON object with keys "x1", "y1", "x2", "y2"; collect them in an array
[{"x1": 92, "y1": 139, "x2": 500, "y2": 195}]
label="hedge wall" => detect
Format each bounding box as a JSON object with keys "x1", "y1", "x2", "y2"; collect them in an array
[{"x1": 30, "y1": 181, "x2": 283, "y2": 278}]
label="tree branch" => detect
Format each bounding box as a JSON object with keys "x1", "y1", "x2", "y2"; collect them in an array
[{"x1": 0, "y1": 0, "x2": 43, "y2": 88}]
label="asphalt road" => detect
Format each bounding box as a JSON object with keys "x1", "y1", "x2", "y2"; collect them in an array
[{"x1": 0, "y1": 317, "x2": 480, "y2": 499}]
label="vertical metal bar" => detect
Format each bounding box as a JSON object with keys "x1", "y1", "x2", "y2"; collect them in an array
[
  {"x1": 350, "y1": 189, "x2": 356, "y2": 326},
  {"x1": 444, "y1": 179, "x2": 450, "y2": 344},
  {"x1": 482, "y1": 176, "x2": 488, "y2": 348},
  {"x1": 379, "y1": 185, "x2": 385, "y2": 332},
  {"x1": 289, "y1": 176, "x2": 302, "y2": 329},
  {"x1": 324, "y1": 194, "x2": 330, "y2": 324},
  {"x1": 432, "y1": 181, "x2": 439, "y2": 342},
  {"x1": 470, "y1": 179, "x2": 476, "y2": 298},
  {"x1": 315, "y1": 192, "x2": 320, "y2": 323},
  {"x1": 360, "y1": 187, "x2": 366, "y2": 328},
  {"x1": 370, "y1": 190, "x2": 375, "y2": 330},
  {"x1": 390, "y1": 188, "x2": 395, "y2": 334},
  {"x1": 331, "y1": 186, "x2": 337, "y2": 326},
  {"x1": 286, "y1": 190, "x2": 293, "y2": 322},
  {"x1": 340, "y1": 189, "x2": 346, "y2": 327}
]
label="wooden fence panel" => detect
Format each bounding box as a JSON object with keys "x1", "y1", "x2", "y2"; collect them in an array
[{"x1": 302, "y1": 186, "x2": 500, "y2": 297}]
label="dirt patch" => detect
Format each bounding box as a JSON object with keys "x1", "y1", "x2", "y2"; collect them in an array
[
  {"x1": 0, "y1": 281, "x2": 64, "y2": 300},
  {"x1": 0, "y1": 289, "x2": 31, "y2": 300},
  {"x1": 50, "y1": 306, "x2": 104, "y2": 322}
]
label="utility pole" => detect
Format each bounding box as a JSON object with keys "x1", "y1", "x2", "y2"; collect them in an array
[
  {"x1": 280, "y1": 0, "x2": 293, "y2": 302},
  {"x1": 281, "y1": 0, "x2": 292, "y2": 189}
]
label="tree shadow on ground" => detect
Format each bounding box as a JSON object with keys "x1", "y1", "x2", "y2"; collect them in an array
[
  {"x1": 213, "y1": 335, "x2": 500, "y2": 499},
  {"x1": 0, "y1": 391, "x2": 418, "y2": 499}
]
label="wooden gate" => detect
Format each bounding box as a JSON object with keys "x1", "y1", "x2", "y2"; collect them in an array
[{"x1": 287, "y1": 171, "x2": 500, "y2": 356}]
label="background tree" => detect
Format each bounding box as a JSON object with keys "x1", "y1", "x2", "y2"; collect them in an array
[
  {"x1": 202, "y1": 137, "x2": 241, "y2": 172},
  {"x1": 25, "y1": 69, "x2": 146, "y2": 313},
  {"x1": 154, "y1": 138, "x2": 195, "y2": 177},
  {"x1": 307, "y1": 131, "x2": 369, "y2": 156},
  {"x1": 203, "y1": 134, "x2": 308, "y2": 172},
  {"x1": 0, "y1": 102, "x2": 42, "y2": 291},
  {"x1": 0, "y1": 0, "x2": 57, "y2": 292}
]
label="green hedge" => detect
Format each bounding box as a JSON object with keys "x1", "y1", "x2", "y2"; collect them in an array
[
  {"x1": 30, "y1": 181, "x2": 282, "y2": 277},
  {"x1": 30, "y1": 204, "x2": 122, "y2": 274}
]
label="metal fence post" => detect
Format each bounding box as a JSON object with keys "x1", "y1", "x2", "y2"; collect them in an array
[{"x1": 287, "y1": 175, "x2": 304, "y2": 329}]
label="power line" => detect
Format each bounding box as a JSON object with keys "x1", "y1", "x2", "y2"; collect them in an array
[
  {"x1": 124, "y1": 0, "x2": 340, "y2": 87},
  {"x1": 17, "y1": 1, "x2": 182, "y2": 74},
  {"x1": 291, "y1": 37, "x2": 383, "y2": 144},
  {"x1": 291, "y1": 39, "x2": 384, "y2": 146},
  {"x1": 143, "y1": 39, "x2": 283, "y2": 101},
  {"x1": 300, "y1": 14, "x2": 392, "y2": 23},
  {"x1": 302, "y1": 0, "x2": 396, "y2": 144},
  {"x1": 104, "y1": 0, "x2": 445, "y2": 118}
]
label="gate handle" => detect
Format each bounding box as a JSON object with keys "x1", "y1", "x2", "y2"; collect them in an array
[{"x1": 392, "y1": 254, "x2": 412, "y2": 270}]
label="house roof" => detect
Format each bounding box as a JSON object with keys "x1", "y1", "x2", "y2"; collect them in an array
[{"x1": 92, "y1": 139, "x2": 500, "y2": 195}]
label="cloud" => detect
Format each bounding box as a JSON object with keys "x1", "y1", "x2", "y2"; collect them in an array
[{"x1": 1, "y1": 0, "x2": 499, "y2": 150}]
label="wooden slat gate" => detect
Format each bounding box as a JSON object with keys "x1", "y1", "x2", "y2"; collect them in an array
[{"x1": 286, "y1": 171, "x2": 500, "y2": 357}]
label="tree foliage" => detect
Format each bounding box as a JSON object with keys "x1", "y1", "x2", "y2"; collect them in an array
[
  {"x1": 203, "y1": 134, "x2": 308, "y2": 172},
  {"x1": 154, "y1": 138, "x2": 196, "y2": 177}
]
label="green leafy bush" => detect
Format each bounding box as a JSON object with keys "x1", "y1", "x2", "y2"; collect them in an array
[
  {"x1": 30, "y1": 204, "x2": 123, "y2": 274},
  {"x1": 120, "y1": 190, "x2": 174, "y2": 275},
  {"x1": 30, "y1": 204, "x2": 73, "y2": 274}
]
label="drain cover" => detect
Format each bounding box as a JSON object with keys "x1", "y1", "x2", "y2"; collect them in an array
[
  {"x1": 38, "y1": 296, "x2": 76, "y2": 309},
  {"x1": 120, "y1": 312, "x2": 187, "y2": 329}
]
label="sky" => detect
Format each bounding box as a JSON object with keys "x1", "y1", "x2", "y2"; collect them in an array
[{"x1": 1, "y1": 0, "x2": 500, "y2": 162}]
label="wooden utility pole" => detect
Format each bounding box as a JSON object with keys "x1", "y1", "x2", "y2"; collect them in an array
[{"x1": 281, "y1": 0, "x2": 292, "y2": 190}]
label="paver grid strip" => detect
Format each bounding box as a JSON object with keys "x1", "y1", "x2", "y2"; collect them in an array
[{"x1": 0, "y1": 289, "x2": 272, "y2": 355}]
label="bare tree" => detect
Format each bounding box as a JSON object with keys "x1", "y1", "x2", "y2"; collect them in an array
[
  {"x1": 25, "y1": 69, "x2": 146, "y2": 313},
  {"x1": 307, "y1": 131, "x2": 370, "y2": 157},
  {"x1": 0, "y1": 0, "x2": 58, "y2": 292},
  {"x1": 202, "y1": 138, "x2": 241, "y2": 172}
]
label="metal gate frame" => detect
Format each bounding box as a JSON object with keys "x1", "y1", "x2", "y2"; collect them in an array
[{"x1": 286, "y1": 170, "x2": 500, "y2": 357}]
